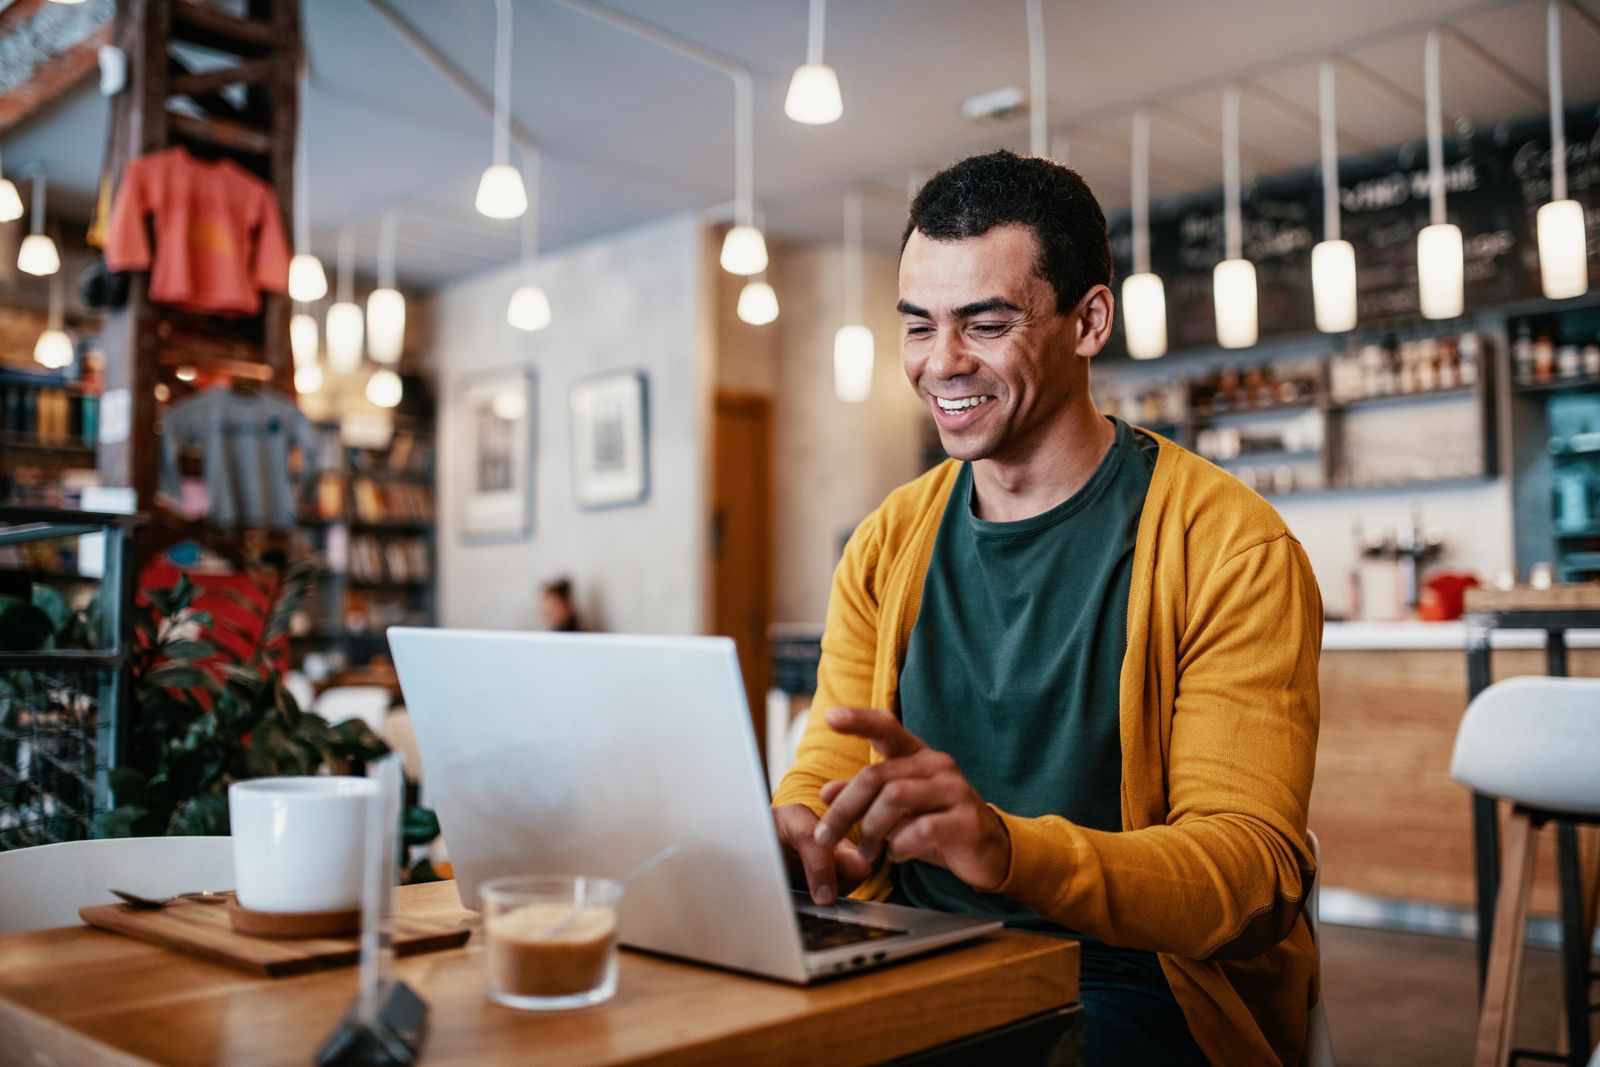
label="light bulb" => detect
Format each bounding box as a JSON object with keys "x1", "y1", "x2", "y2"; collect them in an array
[
  {"x1": 785, "y1": 63, "x2": 843, "y2": 125},
  {"x1": 365, "y1": 287, "x2": 405, "y2": 364},
  {"x1": 507, "y1": 284, "x2": 552, "y2": 331},
  {"x1": 1120, "y1": 273, "x2": 1168, "y2": 359},
  {"x1": 290, "y1": 313, "x2": 319, "y2": 367},
  {"x1": 17, "y1": 233, "x2": 59, "y2": 276},
  {"x1": 1311, "y1": 240, "x2": 1357, "y2": 333},
  {"x1": 325, "y1": 301, "x2": 364, "y2": 374},
  {"x1": 1537, "y1": 199, "x2": 1589, "y2": 301},
  {"x1": 736, "y1": 280, "x2": 779, "y2": 325},
  {"x1": 0, "y1": 180, "x2": 21, "y2": 223},
  {"x1": 33, "y1": 329, "x2": 73, "y2": 368},
  {"x1": 1212, "y1": 258, "x2": 1258, "y2": 349},
  {"x1": 365, "y1": 367, "x2": 403, "y2": 409},
  {"x1": 833, "y1": 325, "x2": 874, "y2": 402},
  {"x1": 720, "y1": 225, "x2": 768, "y2": 275},
  {"x1": 287, "y1": 253, "x2": 328, "y2": 302},
  {"x1": 1417, "y1": 223, "x2": 1464, "y2": 320},
  {"x1": 295, "y1": 361, "x2": 324, "y2": 395},
  {"x1": 475, "y1": 163, "x2": 527, "y2": 219},
  {"x1": 491, "y1": 387, "x2": 527, "y2": 422}
]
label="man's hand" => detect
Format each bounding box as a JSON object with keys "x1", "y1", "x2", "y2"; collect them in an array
[
  {"x1": 813, "y1": 707, "x2": 1011, "y2": 893},
  {"x1": 773, "y1": 803, "x2": 874, "y2": 906}
]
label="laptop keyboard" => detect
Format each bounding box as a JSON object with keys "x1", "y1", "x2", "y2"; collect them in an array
[{"x1": 797, "y1": 911, "x2": 908, "y2": 952}]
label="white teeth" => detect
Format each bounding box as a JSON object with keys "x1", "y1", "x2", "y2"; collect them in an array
[{"x1": 936, "y1": 395, "x2": 990, "y2": 412}]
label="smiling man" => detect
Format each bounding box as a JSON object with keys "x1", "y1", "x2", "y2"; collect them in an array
[{"x1": 772, "y1": 151, "x2": 1323, "y2": 1066}]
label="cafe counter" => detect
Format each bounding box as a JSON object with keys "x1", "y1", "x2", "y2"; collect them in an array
[{"x1": 1313, "y1": 620, "x2": 1600, "y2": 918}]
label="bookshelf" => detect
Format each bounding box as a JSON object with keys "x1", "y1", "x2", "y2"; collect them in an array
[
  {"x1": 0, "y1": 373, "x2": 103, "y2": 509},
  {"x1": 294, "y1": 416, "x2": 436, "y2": 667}
]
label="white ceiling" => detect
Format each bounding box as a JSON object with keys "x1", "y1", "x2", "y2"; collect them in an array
[{"x1": 4, "y1": 0, "x2": 1599, "y2": 289}]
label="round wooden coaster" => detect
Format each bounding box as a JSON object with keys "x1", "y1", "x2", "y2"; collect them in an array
[{"x1": 227, "y1": 901, "x2": 361, "y2": 938}]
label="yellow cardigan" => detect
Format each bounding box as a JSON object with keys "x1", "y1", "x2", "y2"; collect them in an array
[{"x1": 773, "y1": 429, "x2": 1323, "y2": 1067}]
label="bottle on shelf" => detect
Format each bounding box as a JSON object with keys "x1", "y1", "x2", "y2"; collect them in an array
[{"x1": 1513, "y1": 322, "x2": 1535, "y2": 385}]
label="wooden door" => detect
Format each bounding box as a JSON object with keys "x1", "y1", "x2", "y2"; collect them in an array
[{"x1": 710, "y1": 392, "x2": 774, "y2": 765}]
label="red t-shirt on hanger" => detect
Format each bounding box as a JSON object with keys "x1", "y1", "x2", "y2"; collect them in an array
[{"x1": 106, "y1": 146, "x2": 291, "y2": 316}]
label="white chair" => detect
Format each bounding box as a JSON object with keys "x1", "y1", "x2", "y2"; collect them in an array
[
  {"x1": 1304, "y1": 828, "x2": 1336, "y2": 1066},
  {"x1": 1451, "y1": 676, "x2": 1600, "y2": 1067},
  {"x1": 282, "y1": 670, "x2": 316, "y2": 714},
  {"x1": 0, "y1": 836, "x2": 234, "y2": 934},
  {"x1": 313, "y1": 685, "x2": 393, "y2": 737}
]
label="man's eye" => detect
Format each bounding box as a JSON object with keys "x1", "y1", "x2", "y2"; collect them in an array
[
  {"x1": 905, "y1": 325, "x2": 934, "y2": 338},
  {"x1": 971, "y1": 323, "x2": 1008, "y2": 335}
]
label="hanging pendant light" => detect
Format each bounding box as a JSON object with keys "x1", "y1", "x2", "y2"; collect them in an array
[
  {"x1": 1312, "y1": 61, "x2": 1357, "y2": 333},
  {"x1": 1122, "y1": 110, "x2": 1167, "y2": 359},
  {"x1": 17, "y1": 169, "x2": 60, "y2": 277},
  {"x1": 1538, "y1": 2, "x2": 1588, "y2": 300},
  {"x1": 737, "y1": 277, "x2": 779, "y2": 325},
  {"x1": 0, "y1": 150, "x2": 22, "y2": 223},
  {"x1": 326, "y1": 226, "x2": 364, "y2": 374},
  {"x1": 1418, "y1": 30, "x2": 1463, "y2": 320},
  {"x1": 476, "y1": 0, "x2": 528, "y2": 219},
  {"x1": 507, "y1": 153, "x2": 552, "y2": 331},
  {"x1": 366, "y1": 213, "x2": 405, "y2": 364},
  {"x1": 287, "y1": 70, "x2": 327, "y2": 302},
  {"x1": 365, "y1": 367, "x2": 403, "y2": 408},
  {"x1": 290, "y1": 311, "x2": 319, "y2": 367},
  {"x1": 294, "y1": 361, "x2": 324, "y2": 396},
  {"x1": 33, "y1": 270, "x2": 73, "y2": 369},
  {"x1": 785, "y1": 0, "x2": 842, "y2": 125},
  {"x1": 832, "y1": 190, "x2": 874, "y2": 401},
  {"x1": 1025, "y1": 0, "x2": 1047, "y2": 157},
  {"x1": 1213, "y1": 86, "x2": 1257, "y2": 348},
  {"x1": 719, "y1": 64, "x2": 767, "y2": 275}
]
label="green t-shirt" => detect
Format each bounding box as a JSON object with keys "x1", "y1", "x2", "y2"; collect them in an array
[{"x1": 896, "y1": 417, "x2": 1165, "y2": 985}]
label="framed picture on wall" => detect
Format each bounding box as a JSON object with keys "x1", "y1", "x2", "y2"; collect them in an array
[
  {"x1": 458, "y1": 366, "x2": 536, "y2": 542},
  {"x1": 569, "y1": 370, "x2": 649, "y2": 510}
]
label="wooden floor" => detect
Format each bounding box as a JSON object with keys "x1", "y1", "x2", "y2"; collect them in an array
[{"x1": 1318, "y1": 922, "x2": 1570, "y2": 1067}]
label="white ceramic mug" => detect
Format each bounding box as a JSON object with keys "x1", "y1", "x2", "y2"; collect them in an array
[{"x1": 228, "y1": 776, "x2": 378, "y2": 913}]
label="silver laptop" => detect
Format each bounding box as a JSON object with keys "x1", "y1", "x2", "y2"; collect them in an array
[{"x1": 387, "y1": 628, "x2": 1000, "y2": 983}]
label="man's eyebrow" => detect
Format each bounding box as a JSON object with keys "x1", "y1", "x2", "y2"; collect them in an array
[
  {"x1": 896, "y1": 300, "x2": 931, "y2": 317},
  {"x1": 953, "y1": 297, "x2": 1023, "y2": 318}
]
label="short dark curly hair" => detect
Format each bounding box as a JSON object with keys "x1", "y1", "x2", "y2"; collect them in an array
[{"x1": 903, "y1": 150, "x2": 1112, "y2": 315}]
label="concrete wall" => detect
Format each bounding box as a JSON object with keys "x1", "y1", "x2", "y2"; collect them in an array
[
  {"x1": 768, "y1": 244, "x2": 928, "y2": 625},
  {"x1": 429, "y1": 214, "x2": 708, "y2": 635}
]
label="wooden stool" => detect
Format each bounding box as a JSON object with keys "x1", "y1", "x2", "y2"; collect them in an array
[{"x1": 1451, "y1": 677, "x2": 1600, "y2": 1067}]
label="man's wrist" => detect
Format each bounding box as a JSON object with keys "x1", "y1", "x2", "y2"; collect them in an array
[{"x1": 972, "y1": 805, "x2": 1013, "y2": 893}]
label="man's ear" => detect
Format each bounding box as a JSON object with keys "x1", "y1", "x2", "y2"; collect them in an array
[{"x1": 1073, "y1": 284, "x2": 1116, "y2": 358}]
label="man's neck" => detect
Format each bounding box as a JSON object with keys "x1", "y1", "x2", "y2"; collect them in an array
[{"x1": 969, "y1": 403, "x2": 1117, "y2": 523}]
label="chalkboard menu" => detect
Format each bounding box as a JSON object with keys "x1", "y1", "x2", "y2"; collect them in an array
[{"x1": 1104, "y1": 108, "x2": 1600, "y2": 358}]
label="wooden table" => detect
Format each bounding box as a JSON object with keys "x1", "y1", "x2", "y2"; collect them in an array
[{"x1": 0, "y1": 881, "x2": 1080, "y2": 1067}]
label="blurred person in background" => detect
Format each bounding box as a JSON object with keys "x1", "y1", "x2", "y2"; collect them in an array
[{"x1": 539, "y1": 577, "x2": 582, "y2": 633}]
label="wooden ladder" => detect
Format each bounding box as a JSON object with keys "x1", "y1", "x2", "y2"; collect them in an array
[{"x1": 97, "y1": 0, "x2": 301, "y2": 519}]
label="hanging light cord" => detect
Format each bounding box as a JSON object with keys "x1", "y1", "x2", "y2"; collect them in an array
[
  {"x1": 337, "y1": 226, "x2": 355, "y2": 304},
  {"x1": 807, "y1": 0, "x2": 825, "y2": 66},
  {"x1": 491, "y1": 0, "x2": 513, "y2": 169},
  {"x1": 521, "y1": 149, "x2": 541, "y2": 279},
  {"x1": 1131, "y1": 111, "x2": 1151, "y2": 276},
  {"x1": 1424, "y1": 29, "x2": 1446, "y2": 227},
  {"x1": 1025, "y1": 0, "x2": 1046, "y2": 157},
  {"x1": 1547, "y1": 1, "x2": 1566, "y2": 203},
  {"x1": 295, "y1": 66, "x2": 313, "y2": 254},
  {"x1": 29, "y1": 166, "x2": 46, "y2": 236},
  {"x1": 1319, "y1": 61, "x2": 1341, "y2": 244},
  {"x1": 378, "y1": 212, "x2": 398, "y2": 290},
  {"x1": 554, "y1": 0, "x2": 755, "y2": 228},
  {"x1": 1222, "y1": 86, "x2": 1242, "y2": 262},
  {"x1": 844, "y1": 189, "x2": 863, "y2": 326}
]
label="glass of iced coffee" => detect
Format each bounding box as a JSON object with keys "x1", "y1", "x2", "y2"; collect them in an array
[{"x1": 479, "y1": 875, "x2": 623, "y2": 1010}]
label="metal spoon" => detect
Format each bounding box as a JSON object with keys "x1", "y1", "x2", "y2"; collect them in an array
[
  {"x1": 540, "y1": 843, "x2": 680, "y2": 940},
  {"x1": 110, "y1": 888, "x2": 233, "y2": 909}
]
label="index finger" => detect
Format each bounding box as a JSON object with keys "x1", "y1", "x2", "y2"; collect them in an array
[{"x1": 824, "y1": 706, "x2": 924, "y2": 759}]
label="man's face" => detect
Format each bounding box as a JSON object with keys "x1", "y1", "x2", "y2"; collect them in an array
[{"x1": 898, "y1": 224, "x2": 1089, "y2": 464}]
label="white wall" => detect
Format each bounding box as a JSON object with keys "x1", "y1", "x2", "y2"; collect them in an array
[
  {"x1": 770, "y1": 245, "x2": 928, "y2": 625},
  {"x1": 429, "y1": 214, "x2": 708, "y2": 635}
]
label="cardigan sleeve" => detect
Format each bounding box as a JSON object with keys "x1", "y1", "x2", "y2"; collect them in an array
[
  {"x1": 991, "y1": 532, "x2": 1322, "y2": 960},
  {"x1": 770, "y1": 515, "x2": 881, "y2": 819}
]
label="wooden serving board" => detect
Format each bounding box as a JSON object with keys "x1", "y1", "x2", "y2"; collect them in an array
[{"x1": 79, "y1": 896, "x2": 472, "y2": 977}]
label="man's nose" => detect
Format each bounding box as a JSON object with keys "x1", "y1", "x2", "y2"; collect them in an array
[{"x1": 927, "y1": 327, "x2": 979, "y2": 381}]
